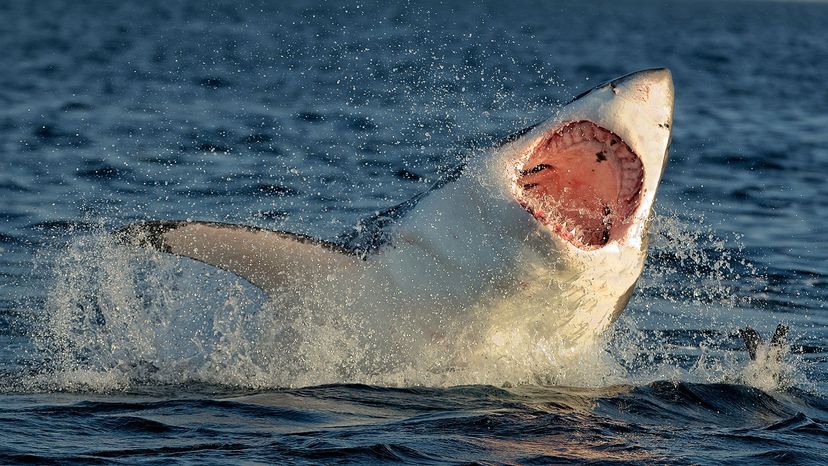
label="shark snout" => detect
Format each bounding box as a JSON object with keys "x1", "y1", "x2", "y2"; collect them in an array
[{"x1": 612, "y1": 68, "x2": 674, "y2": 129}]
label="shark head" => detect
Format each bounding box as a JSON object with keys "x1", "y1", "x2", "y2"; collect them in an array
[
  {"x1": 507, "y1": 68, "x2": 673, "y2": 254},
  {"x1": 465, "y1": 68, "x2": 675, "y2": 343}
]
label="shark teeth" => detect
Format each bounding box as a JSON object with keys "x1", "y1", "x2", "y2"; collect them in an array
[{"x1": 515, "y1": 121, "x2": 644, "y2": 250}]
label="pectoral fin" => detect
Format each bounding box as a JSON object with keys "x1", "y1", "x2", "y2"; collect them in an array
[{"x1": 117, "y1": 221, "x2": 359, "y2": 293}]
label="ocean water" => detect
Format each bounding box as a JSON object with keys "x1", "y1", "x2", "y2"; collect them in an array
[{"x1": 1, "y1": 0, "x2": 827, "y2": 463}]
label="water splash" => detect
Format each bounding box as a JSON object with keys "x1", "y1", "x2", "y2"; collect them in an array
[
  {"x1": 17, "y1": 208, "x2": 807, "y2": 395},
  {"x1": 23, "y1": 227, "x2": 621, "y2": 391},
  {"x1": 606, "y1": 209, "x2": 809, "y2": 393}
]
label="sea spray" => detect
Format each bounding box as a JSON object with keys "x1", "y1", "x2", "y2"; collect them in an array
[{"x1": 23, "y1": 208, "x2": 805, "y2": 393}]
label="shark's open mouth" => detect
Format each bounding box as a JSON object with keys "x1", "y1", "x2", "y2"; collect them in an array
[{"x1": 516, "y1": 121, "x2": 644, "y2": 249}]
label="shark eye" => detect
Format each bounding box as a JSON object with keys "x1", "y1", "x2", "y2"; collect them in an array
[{"x1": 516, "y1": 121, "x2": 643, "y2": 249}]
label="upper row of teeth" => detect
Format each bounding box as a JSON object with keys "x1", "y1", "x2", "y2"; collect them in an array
[
  {"x1": 549, "y1": 123, "x2": 637, "y2": 162},
  {"x1": 541, "y1": 123, "x2": 644, "y2": 202}
]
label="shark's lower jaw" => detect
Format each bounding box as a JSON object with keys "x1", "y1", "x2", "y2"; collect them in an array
[{"x1": 516, "y1": 121, "x2": 644, "y2": 250}]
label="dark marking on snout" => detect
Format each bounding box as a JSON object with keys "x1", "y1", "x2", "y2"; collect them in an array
[
  {"x1": 522, "y1": 183, "x2": 539, "y2": 190},
  {"x1": 568, "y1": 68, "x2": 668, "y2": 105},
  {"x1": 610, "y1": 139, "x2": 618, "y2": 146},
  {"x1": 595, "y1": 151, "x2": 607, "y2": 162}
]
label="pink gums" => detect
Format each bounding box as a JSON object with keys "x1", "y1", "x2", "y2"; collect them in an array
[{"x1": 517, "y1": 121, "x2": 644, "y2": 249}]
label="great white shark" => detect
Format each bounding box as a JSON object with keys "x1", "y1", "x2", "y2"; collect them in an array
[{"x1": 120, "y1": 68, "x2": 674, "y2": 356}]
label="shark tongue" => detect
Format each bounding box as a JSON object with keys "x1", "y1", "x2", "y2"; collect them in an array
[{"x1": 517, "y1": 121, "x2": 643, "y2": 249}]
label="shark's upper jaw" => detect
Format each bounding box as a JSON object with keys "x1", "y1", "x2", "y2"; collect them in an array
[{"x1": 516, "y1": 121, "x2": 643, "y2": 249}]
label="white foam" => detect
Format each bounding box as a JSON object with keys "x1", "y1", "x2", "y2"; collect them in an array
[{"x1": 23, "y1": 213, "x2": 808, "y2": 393}]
